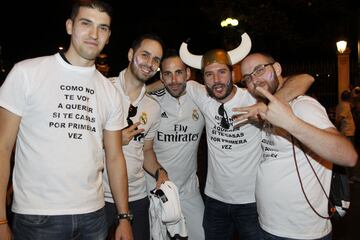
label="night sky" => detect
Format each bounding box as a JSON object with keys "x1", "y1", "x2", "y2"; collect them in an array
[{"x1": 0, "y1": 0, "x2": 358, "y2": 76}]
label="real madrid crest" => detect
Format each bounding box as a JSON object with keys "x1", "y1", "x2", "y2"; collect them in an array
[
  {"x1": 192, "y1": 109, "x2": 199, "y2": 121},
  {"x1": 139, "y1": 112, "x2": 147, "y2": 125}
]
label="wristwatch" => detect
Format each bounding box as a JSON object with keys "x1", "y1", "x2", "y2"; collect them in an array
[{"x1": 118, "y1": 212, "x2": 133, "y2": 223}]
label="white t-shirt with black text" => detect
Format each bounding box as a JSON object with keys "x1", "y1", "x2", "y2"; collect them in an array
[
  {"x1": 0, "y1": 53, "x2": 125, "y2": 215},
  {"x1": 186, "y1": 80, "x2": 262, "y2": 204},
  {"x1": 257, "y1": 96, "x2": 333, "y2": 239}
]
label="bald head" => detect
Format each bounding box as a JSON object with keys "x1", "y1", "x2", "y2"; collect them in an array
[{"x1": 240, "y1": 53, "x2": 283, "y2": 99}]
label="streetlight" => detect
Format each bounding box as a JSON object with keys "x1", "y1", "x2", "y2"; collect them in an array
[
  {"x1": 220, "y1": 17, "x2": 242, "y2": 83},
  {"x1": 336, "y1": 41, "x2": 347, "y2": 54},
  {"x1": 336, "y1": 40, "x2": 350, "y2": 101},
  {"x1": 220, "y1": 18, "x2": 239, "y2": 28}
]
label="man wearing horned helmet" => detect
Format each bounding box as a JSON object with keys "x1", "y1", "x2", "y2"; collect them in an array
[{"x1": 179, "y1": 33, "x2": 315, "y2": 239}]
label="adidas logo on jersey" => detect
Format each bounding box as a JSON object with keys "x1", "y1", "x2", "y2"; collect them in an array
[{"x1": 161, "y1": 112, "x2": 168, "y2": 118}]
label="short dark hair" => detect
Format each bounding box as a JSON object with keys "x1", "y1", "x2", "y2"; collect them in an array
[
  {"x1": 131, "y1": 33, "x2": 165, "y2": 54},
  {"x1": 70, "y1": 0, "x2": 113, "y2": 22},
  {"x1": 160, "y1": 49, "x2": 181, "y2": 71}
]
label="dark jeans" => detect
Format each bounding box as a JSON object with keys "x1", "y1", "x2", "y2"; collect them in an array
[
  {"x1": 203, "y1": 196, "x2": 259, "y2": 240},
  {"x1": 260, "y1": 228, "x2": 332, "y2": 240},
  {"x1": 105, "y1": 196, "x2": 150, "y2": 240},
  {"x1": 12, "y1": 207, "x2": 108, "y2": 240}
]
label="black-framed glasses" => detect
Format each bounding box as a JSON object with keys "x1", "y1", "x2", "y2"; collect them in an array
[
  {"x1": 241, "y1": 62, "x2": 275, "y2": 85},
  {"x1": 126, "y1": 104, "x2": 138, "y2": 129},
  {"x1": 218, "y1": 103, "x2": 230, "y2": 129}
]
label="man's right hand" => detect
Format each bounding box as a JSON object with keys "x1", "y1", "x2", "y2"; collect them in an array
[
  {"x1": 115, "y1": 219, "x2": 133, "y2": 240},
  {"x1": 122, "y1": 122, "x2": 144, "y2": 145}
]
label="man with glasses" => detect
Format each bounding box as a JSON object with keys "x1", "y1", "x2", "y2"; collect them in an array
[
  {"x1": 102, "y1": 33, "x2": 169, "y2": 240},
  {"x1": 0, "y1": 1, "x2": 132, "y2": 239},
  {"x1": 179, "y1": 33, "x2": 315, "y2": 239},
  {"x1": 238, "y1": 52, "x2": 357, "y2": 239},
  {"x1": 146, "y1": 49, "x2": 206, "y2": 239}
]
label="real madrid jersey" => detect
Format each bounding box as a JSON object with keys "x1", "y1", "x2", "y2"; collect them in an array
[
  {"x1": 103, "y1": 69, "x2": 161, "y2": 202},
  {"x1": 148, "y1": 88, "x2": 205, "y2": 199}
]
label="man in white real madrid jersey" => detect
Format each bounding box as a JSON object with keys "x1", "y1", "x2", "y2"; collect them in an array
[
  {"x1": 147, "y1": 49, "x2": 205, "y2": 239},
  {"x1": 102, "y1": 33, "x2": 169, "y2": 240},
  {"x1": 179, "y1": 33, "x2": 315, "y2": 239}
]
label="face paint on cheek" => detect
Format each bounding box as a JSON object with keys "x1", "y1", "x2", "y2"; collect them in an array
[
  {"x1": 268, "y1": 71, "x2": 275, "y2": 81},
  {"x1": 133, "y1": 56, "x2": 141, "y2": 68}
]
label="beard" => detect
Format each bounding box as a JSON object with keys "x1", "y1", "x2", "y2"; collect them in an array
[
  {"x1": 205, "y1": 78, "x2": 233, "y2": 101},
  {"x1": 256, "y1": 71, "x2": 279, "y2": 99},
  {"x1": 165, "y1": 82, "x2": 187, "y2": 98},
  {"x1": 129, "y1": 58, "x2": 156, "y2": 83}
]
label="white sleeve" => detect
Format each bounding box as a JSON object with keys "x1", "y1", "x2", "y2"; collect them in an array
[
  {"x1": 292, "y1": 96, "x2": 335, "y2": 130},
  {"x1": 0, "y1": 63, "x2": 29, "y2": 116},
  {"x1": 185, "y1": 80, "x2": 208, "y2": 108}
]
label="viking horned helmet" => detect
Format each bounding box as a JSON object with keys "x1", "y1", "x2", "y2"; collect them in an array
[{"x1": 179, "y1": 33, "x2": 252, "y2": 70}]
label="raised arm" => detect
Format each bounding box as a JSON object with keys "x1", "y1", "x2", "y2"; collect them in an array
[
  {"x1": 145, "y1": 80, "x2": 164, "y2": 93},
  {"x1": 275, "y1": 73, "x2": 314, "y2": 102},
  {"x1": 233, "y1": 74, "x2": 315, "y2": 124},
  {"x1": 257, "y1": 87, "x2": 357, "y2": 166},
  {"x1": 0, "y1": 108, "x2": 21, "y2": 240}
]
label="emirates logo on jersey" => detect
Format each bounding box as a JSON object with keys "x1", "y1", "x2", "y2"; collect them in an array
[
  {"x1": 192, "y1": 109, "x2": 199, "y2": 121},
  {"x1": 139, "y1": 112, "x2": 147, "y2": 125}
]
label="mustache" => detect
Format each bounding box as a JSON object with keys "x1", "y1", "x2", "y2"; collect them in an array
[{"x1": 205, "y1": 78, "x2": 232, "y2": 89}]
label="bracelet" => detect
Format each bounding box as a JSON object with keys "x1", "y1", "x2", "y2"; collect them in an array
[
  {"x1": 155, "y1": 167, "x2": 168, "y2": 181},
  {"x1": 0, "y1": 219, "x2": 8, "y2": 225},
  {"x1": 117, "y1": 212, "x2": 133, "y2": 223}
]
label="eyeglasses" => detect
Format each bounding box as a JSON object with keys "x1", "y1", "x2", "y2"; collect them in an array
[
  {"x1": 241, "y1": 62, "x2": 275, "y2": 85},
  {"x1": 218, "y1": 103, "x2": 230, "y2": 129},
  {"x1": 126, "y1": 104, "x2": 138, "y2": 129}
]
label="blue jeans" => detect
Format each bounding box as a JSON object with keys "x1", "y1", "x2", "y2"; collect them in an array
[
  {"x1": 12, "y1": 207, "x2": 108, "y2": 240},
  {"x1": 105, "y1": 196, "x2": 150, "y2": 240},
  {"x1": 203, "y1": 196, "x2": 260, "y2": 240},
  {"x1": 260, "y1": 228, "x2": 332, "y2": 240}
]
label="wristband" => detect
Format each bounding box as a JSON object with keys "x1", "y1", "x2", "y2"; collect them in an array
[
  {"x1": 118, "y1": 212, "x2": 133, "y2": 223},
  {"x1": 155, "y1": 167, "x2": 168, "y2": 181},
  {"x1": 0, "y1": 219, "x2": 8, "y2": 225}
]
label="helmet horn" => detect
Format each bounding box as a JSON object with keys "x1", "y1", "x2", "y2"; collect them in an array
[
  {"x1": 228, "y1": 33, "x2": 252, "y2": 65},
  {"x1": 179, "y1": 32, "x2": 252, "y2": 70},
  {"x1": 179, "y1": 42, "x2": 202, "y2": 69}
]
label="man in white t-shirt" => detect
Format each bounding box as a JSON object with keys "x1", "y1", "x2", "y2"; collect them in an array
[
  {"x1": 239, "y1": 52, "x2": 358, "y2": 239},
  {"x1": 147, "y1": 49, "x2": 206, "y2": 239},
  {"x1": 0, "y1": 1, "x2": 132, "y2": 240},
  {"x1": 102, "y1": 33, "x2": 169, "y2": 240},
  {"x1": 179, "y1": 33, "x2": 315, "y2": 239}
]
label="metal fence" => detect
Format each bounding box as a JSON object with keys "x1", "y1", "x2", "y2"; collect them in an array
[
  {"x1": 283, "y1": 59, "x2": 360, "y2": 111},
  {"x1": 282, "y1": 60, "x2": 338, "y2": 110}
]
